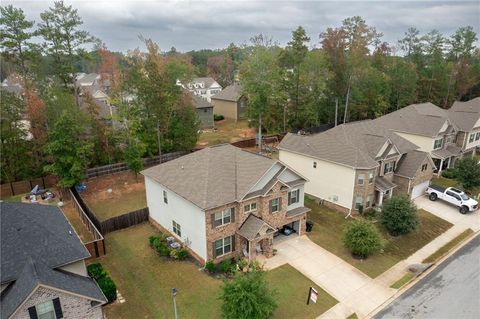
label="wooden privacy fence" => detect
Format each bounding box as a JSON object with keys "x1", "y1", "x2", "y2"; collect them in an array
[
  {"x1": 85, "y1": 151, "x2": 189, "y2": 178},
  {"x1": 100, "y1": 207, "x2": 149, "y2": 235},
  {"x1": 67, "y1": 189, "x2": 106, "y2": 259},
  {"x1": 70, "y1": 187, "x2": 103, "y2": 233},
  {"x1": 0, "y1": 175, "x2": 58, "y2": 198},
  {"x1": 231, "y1": 134, "x2": 285, "y2": 149}
]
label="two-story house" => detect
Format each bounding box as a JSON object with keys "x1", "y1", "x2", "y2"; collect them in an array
[
  {"x1": 141, "y1": 144, "x2": 310, "y2": 264},
  {"x1": 0, "y1": 202, "x2": 107, "y2": 319},
  {"x1": 375, "y1": 103, "x2": 460, "y2": 175},
  {"x1": 179, "y1": 77, "x2": 222, "y2": 102},
  {"x1": 278, "y1": 120, "x2": 435, "y2": 214},
  {"x1": 447, "y1": 97, "x2": 480, "y2": 158},
  {"x1": 211, "y1": 83, "x2": 247, "y2": 121}
]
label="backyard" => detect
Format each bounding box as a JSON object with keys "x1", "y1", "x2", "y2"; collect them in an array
[
  {"x1": 305, "y1": 197, "x2": 453, "y2": 278},
  {"x1": 81, "y1": 171, "x2": 146, "y2": 221},
  {"x1": 96, "y1": 223, "x2": 337, "y2": 319},
  {"x1": 197, "y1": 119, "x2": 255, "y2": 147},
  {"x1": 61, "y1": 201, "x2": 95, "y2": 243}
]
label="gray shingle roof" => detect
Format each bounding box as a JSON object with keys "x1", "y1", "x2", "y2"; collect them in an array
[
  {"x1": 237, "y1": 214, "x2": 275, "y2": 241},
  {"x1": 1, "y1": 259, "x2": 106, "y2": 318},
  {"x1": 191, "y1": 77, "x2": 218, "y2": 89},
  {"x1": 211, "y1": 84, "x2": 242, "y2": 102},
  {"x1": 285, "y1": 206, "x2": 310, "y2": 218},
  {"x1": 141, "y1": 144, "x2": 276, "y2": 209},
  {"x1": 432, "y1": 144, "x2": 462, "y2": 159},
  {"x1": 395, "y1": 150, "x2": 430, "y2": 178},
  {"x1": 0, "y1": 202, "x2": 105, "y2": 318},
  {"x1": 279, "y1": 120, "x2": 418, "y2": 169},
  {"x1": 191, "y1": 94, "x2": 212, "y2": 109},
  {"x1": 447, "y1": 97, "x2": 480, "y2": 132},
  {"x1": 375, "y1": 103, "x2": 451, "y2": 137},
  {"x1": 76, "y1": 73, "x2": 99, "y2": 86},
  {"x1": 375, "y1": 177, "x2": 397, "y2": 192}
]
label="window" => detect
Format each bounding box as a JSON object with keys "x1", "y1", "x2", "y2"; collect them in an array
[
  {"x1": 172, "y1": 220, "x2": 181, "y2": 237},
  {"x1": 384, "y1": 161, "x2": 395, "y2": 174},
  {"x1": 214, "y1": 208, "x2": 233, "y2": 227},
  {"x1": 469, "y1": 133, "x2": 475, "y2": 143},
  {"x1": 214, "y1": 235, "x2": 233, "y2": 258},
  {"x1": 354, "y1": 195, "x2": 363, "y2": 210},
  {"x1": 446, "y1": 191, "x2": 461, "y2": 201},
  {"x1": 203, "y1": 108, "x2": 208, "y2": 113},
  {"x1": 368, "y1": 172, "x2": 374, "y2": 184},
  {"x1": 357, "y1": 174, "x2": 365, "y2": 185},
  {"x1": 288, "y1": 189, "x2": 300, "y2": 205},
  {"x1": 446, "y1": 135, "x2": 456, "y2": 144},
  {"x1": 270, "y1": 198, "x2": 280, "y2": 213},
  {"x1": 313, "y1": 161, "x2": 317, "y2": 168},
  {"x1": 365, "y1": 195, "x2": 371, "y2": 208},
  {"x1": 476, "y1": 132, "x2": 480, "y2": 141},
  {"x1": 421, "y1": 163, "x2": 428, "y2": 171},
  {"x1": 163, "y1": 190, "x2": 168, "y2": 204},
  {"x1": 36, "y1": 300, "x2": 55, "y2": 319},
  {"x1": 244, "y1": 202, "x2": 257, "y2": 213},
  {"x1": 433, "y1": 138, "x2": 443, "y2": 150}
]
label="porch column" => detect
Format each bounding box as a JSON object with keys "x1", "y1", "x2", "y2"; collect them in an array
[
  {"x1": 389, "y1": 190, "x2": 393, "y2": 199},
  {"x1": 378, "y1": 192, "x2": 384, "y2": 206},
  {"x1": 437, "y1": 158, "x2": 444, "y2": 176}
]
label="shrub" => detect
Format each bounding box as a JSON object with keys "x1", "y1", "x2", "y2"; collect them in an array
[
  {"x1": 148, "y1": 235, "x2": 157, "y2": 246},
  {"x1": 441, "y1": 168, "x2": 457, "y2": 179},
  {"x1": 362, "y1": 208, "x2": 377, "y2": 220},
  {"x1": 176, "y1": 248, "x2": 189, "y2": 260},
  {"x1": 237, "y1": 258, "x2": 248, "y2": 270},
  {"x1": 97, "y1": 275, "x2": 117, "y2": 303},
  {"x1": 381, "y1": 196, "x2": 419, "y2": 236},
  {"x1": 343, "y1": 219, "x2": 384, "y2": 258},
  {"x1": 221, "y1": 272, "x2": 277, "y2": 319},
  {"x1": 87, "y1": 263, "x2": 117, "y2": 303},
  {"x1": 87, "y1": 263, "x2": 106, "y2": 280},
  {"x1": 205, "y1": 261, "x2": 215, "y2": 273},
  {"x1": 456, "y1": 157, "x2": 480, "y2": 190},
  {"x1": 153, "y1": 238, "x2": 170, "y2": 256},
  {"x1": 214, "y1": 114, "x2": 224, "y2": 121},
  {"x1": 219, "y1": 259, "x2": 232, "y2": 273}
]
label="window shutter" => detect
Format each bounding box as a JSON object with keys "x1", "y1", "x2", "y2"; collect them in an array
[
  {"x1": 211, "y1": 213, "x2": 215, "y2": 229},
  {"x1": 288, "y1": 192, "x2": 291, "y2": 205},
  {"x1": 53, "y1": 298, "x2": 63, "y2": 318},
  {"x1": 269, "y1": 200, "x2": 272, "y2": 213},
  {"x1": 28, "y1": 306, "x2": 38, "y2": 319},
  {"x1": 231, "y1": 235, "x2": 236, "y2": 252},
  {"x1": 231, "y1": 208, "x2": 235, "y2": 222},
  {"x1": 212, "y1": 241, "x2": 217, "y2": 258},
  {"x1": 278, "y1": 198, "x2": 282, "y2": 211}
]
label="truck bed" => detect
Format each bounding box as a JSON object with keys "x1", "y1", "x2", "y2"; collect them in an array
[{"x1": 429, "y1": 184, "x2": 447, "y2": 193}]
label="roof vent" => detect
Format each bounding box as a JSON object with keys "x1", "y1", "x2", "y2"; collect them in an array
[
  {"x1": 69, "y1": 230, "x2": 72, "y2": 235},
  {"x1": 181, "y1": 165, "x2": 184, "y2": 170}
]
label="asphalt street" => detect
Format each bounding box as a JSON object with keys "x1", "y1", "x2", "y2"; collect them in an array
[{"x1": 375, "y1": 234, "x2": 480, "y2": 319}]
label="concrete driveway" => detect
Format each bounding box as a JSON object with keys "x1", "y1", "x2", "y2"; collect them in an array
[
  {"x1": 415, "y1": 195, "x2": 480, "y2": 231},
  {"x1": 260, "y1": 236, "x2": 395, "y2": 318}
]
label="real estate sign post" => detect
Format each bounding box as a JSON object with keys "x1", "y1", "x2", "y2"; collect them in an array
[{"x1": 306, "y1": 287, "x2": 318, "y2": 305}]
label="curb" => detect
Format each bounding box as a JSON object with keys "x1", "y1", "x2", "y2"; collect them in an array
[{"x1": 365, "y1": 229, "x2": 479, "y2": 319}]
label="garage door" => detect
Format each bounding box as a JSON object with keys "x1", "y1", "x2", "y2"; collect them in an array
[{"x1": 411, "y1": 181, "x2": 430, "y2": 199}]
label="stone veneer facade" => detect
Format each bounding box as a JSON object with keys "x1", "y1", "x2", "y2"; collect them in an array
[
  {"x1": 12, "y1": 286, "x2": 103, "y2": 319},
  {"x1": 352, "y1": 168, "x2": 377, "y2": 211},
  {"x1": 394, "y1": 157, "x2": 434, "y2": 195},
  {"x1": 204, "y1": 182, "x2": 306, "y2": 263}
]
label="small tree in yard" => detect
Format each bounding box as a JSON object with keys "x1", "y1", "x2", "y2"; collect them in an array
[
  {"x1": 124, "y1": 138, "x2": 146, "y2": 181},
  {"x1": 343, "y1": 219, "x2": 384, "y2": 259},
  {"x1": 221, "y1": 272, "x2": 277, "y2": 319},
  {"x1": 381, "y1": 196, "x2": 419, "y2": 236},
  {"x1": 455, "y1": 157, "x2": 480, "y2": 190}
]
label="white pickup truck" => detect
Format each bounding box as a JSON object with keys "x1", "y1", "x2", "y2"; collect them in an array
[{"x1": 426, "y1": 185, "x2": 478, "y2": 214}]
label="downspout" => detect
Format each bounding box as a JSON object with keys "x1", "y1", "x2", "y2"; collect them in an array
[{"x1": 345, "y1": 167, "x2": 356, "y2": 219}]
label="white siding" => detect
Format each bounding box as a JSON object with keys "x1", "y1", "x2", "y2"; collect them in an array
[
  {"x1": 394, "y1": 132, "x2": 435, "y2": 152},
  {"x1": 439, "y1": 120, "x2": 449, "y2": 133},
  {"x1": 278, "y1": 167, "x2": 302, "y2": 183},
  {"x1": 248, "y1": 163, "x2": 281, "y2": 192},
  {"x1": 279, "y1": 150, "x2": 355, "y2": 210},
  {"x1": 145, "y1": 177, "x2": 207, "y2": 261},
  {"x1": 465, "y1": 129, "x2": 480, "y2": 149}
]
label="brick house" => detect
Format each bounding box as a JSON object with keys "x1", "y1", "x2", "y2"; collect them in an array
[
  {"x1": 0, "y1": 202, "x2": 106, "y2": 319},
  {"x1": 279, "y1": 120, "x2": 435, "y2": 214},
  {"x1": 142, "y1": 144, "x2": 310, "y2": 264},
  {"x1": 447, "y1": 97, "x2": 480, "y2": 159}
]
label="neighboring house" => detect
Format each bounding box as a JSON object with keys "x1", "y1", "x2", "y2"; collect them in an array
[
  {"x1": 211, "y1": 83, "x2": 247, "y2": 121},
  {"x1": 375, "y1": 103, "x2": 460, "y2": 174},
  {"x1": 191, "y1": 94, "x2": 214, "y2": 128},
  {"x1": 0, "y1": 202, "x2": 106, "y2": 319},
  {"x1": 278, "y1": 120, "x2": 435, "y2": 214},
  {"x1": 447, "y1": 97, "x2": 480, "y2": 158},
  {"x1": 142, "y1": 144, "x2": 310, "y2": 264},
  {"x1": 75, "y1": 73, "x2": 111, "y2": 105},
  {"x1": 179, "y1": 77, "x2": 222, "y2": 102}
]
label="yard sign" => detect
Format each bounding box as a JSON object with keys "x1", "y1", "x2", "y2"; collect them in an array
[{"x1": 310, "y1": 287, "x2": 318, "y2": 303}]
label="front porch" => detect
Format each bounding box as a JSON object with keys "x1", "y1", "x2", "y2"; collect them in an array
[
  {"x1": 374, "y1": 177, "x2": 397, "y2": 207},
  {"x1": 432, "y1": 145, "x2": 462, "y2": 176}
]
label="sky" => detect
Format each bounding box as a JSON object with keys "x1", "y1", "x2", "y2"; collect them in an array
[{"x1": 4, "y1": 0, "x2": 480, "y2": 52}]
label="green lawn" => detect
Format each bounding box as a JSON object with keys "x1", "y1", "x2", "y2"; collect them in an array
[
  {"x1": 390, "y1": 273, "x2": 414, "y2": 289},
  {"x1": 197, "y1": 119, "x2": 254, "y2": 146},
  {"x1": 305, "y1": 197, "x2": 453, "y2": 278},
  {"x1": 84, "y1": 188, "x2": 146, "y2": 221},
  {"x1": 422, "y1": 228, "x2": 474, "y2": 263},
  {"x1": 266, "y1": 264, "x2": 337, "y2": 319},
  {"x1": 98, "y1": 223, "x2": 337, "y2": 319}
]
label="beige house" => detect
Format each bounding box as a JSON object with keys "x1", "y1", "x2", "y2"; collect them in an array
[
  {"x1": 1, "y1": 202, "x2": 107, "y2": 319},
  {"x1": 211, "y1": 84, "x2": 247, "y2": 121},
  {"x1": 142, "y1": 144, "x2": 310, "y2": 264},
  {"x1": 447, "y1": 97, "x2": 480, "y2": 158},
  {"x1": 279, "y1": 120, "x2": 435, "y2": 214}
]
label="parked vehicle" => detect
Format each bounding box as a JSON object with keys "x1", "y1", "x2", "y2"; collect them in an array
[{"x1": 426, "y1": 185, "x2": 478, "y2": 214}]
